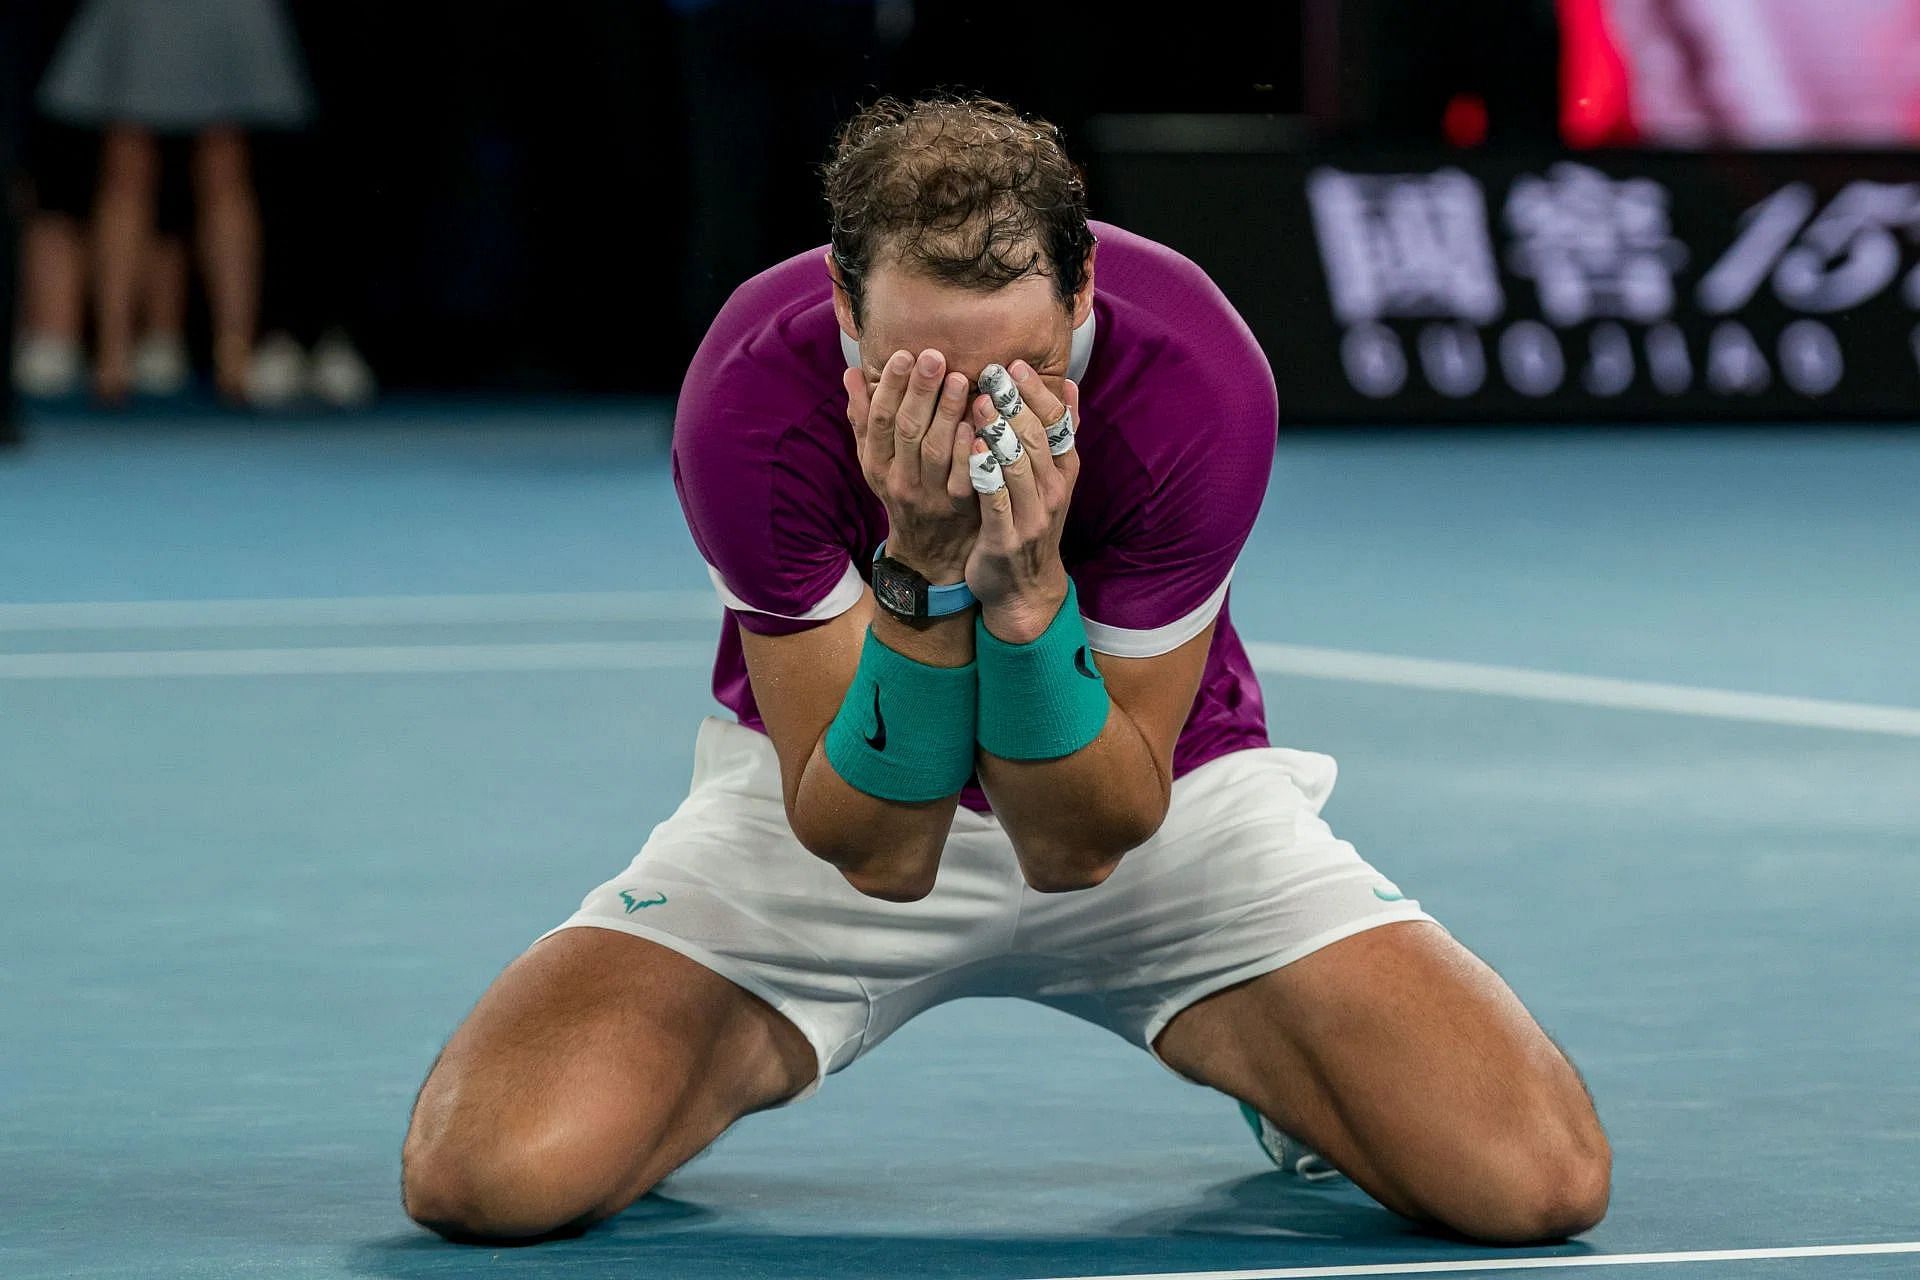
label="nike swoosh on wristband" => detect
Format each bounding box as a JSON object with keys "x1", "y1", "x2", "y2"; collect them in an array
[
  {"x1": 1074, "y1": 646, "x2": 1100, "y2": 680},
  {"x1": 864, "y1": 685, "x2": 887, "y2": 750}
]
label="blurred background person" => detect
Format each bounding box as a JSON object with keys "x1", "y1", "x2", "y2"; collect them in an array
[
  {"x1": 1, "y1": 5, "x2": 33, "y2": 445},
  {"x1": 38, "y1": 0, "x2": 313, "y2": 404},
  {"x1": 7, "y1": 0, "x2": 86, "y2": 410},
  {"x1": 0, "y1": 3, "x2": 28, "y2": 446},
  {"x1": 131, "y1": 225, "x2": 193, "y2": 397},
  {"x1": 249, "y1": 0, "x2": 378, "y2": 410},
  {"x1": 11, "y1": 130, "x2": 194, "y2": 402}
]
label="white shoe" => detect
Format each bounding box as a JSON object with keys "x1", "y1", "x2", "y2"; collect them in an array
[
  {"x1": 131, "y1": 333, "x2": 190, "y2": 397},
  {"x1": 248, "y1": 333, "x2": 309, "y2": 409},
  {"x1": 1239, "y1": 1101, "x2": 1347, "y2": 1183},
  {"x1": 14, "y1": 334, "x2": 83, "y2": 398},
  {"x1": 308, "y1": 331, "x2": 376, "y2": 408}
]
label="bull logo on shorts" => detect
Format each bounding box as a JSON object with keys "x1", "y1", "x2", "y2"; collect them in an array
[{"x1": 619, "y1": 889, "x2": 668, "y2": 914}]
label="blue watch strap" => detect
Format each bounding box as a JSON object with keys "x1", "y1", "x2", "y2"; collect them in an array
[
  {"x1": 873, "y1": 543, "x2": 976, "y2": 617},
  {"x1": 926, "y1": 578, "x2": 976, "y2": 617}
]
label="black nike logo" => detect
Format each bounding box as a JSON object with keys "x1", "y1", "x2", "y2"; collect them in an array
[
  {"x1": 1074, "y1": 646, "x2": 1100, "y2": 680},
  {"x1": 863, "y1": 685, "x2": 887, "y2": 750}
]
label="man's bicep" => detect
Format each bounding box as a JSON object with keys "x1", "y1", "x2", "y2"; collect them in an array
[
  {"x1": 738, "y1": 591, "x2": 876, "y2": 812},
  {"x1": 1097, "y1": 617, "x2": 1216, "y2": 787}
]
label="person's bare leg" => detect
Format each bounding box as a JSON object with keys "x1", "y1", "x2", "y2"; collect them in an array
[
  {"x1": 90, "y1": 127, "x2": 160, "y2": 402},
  {"x1": 1155, "y1": 921, "x2": 1610, "y2": 1244},
  {"x1": 20, "y1": 213, "x2": 88, "y2": 342},
  {"x1": 190, "y1": 128, "x2": 260, "y2": 402},
  {"x1": 402, "y1": 927, "x2": 817, "y2": 1242},
  {"x1": 140, "y1": 232, "x2": 189, "y2": 341}
]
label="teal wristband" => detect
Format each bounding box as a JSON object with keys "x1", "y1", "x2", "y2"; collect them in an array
[
  {"x1": 976, "y1": 578, "x2": 1111, "y2": 761},
  {"x1": 824, "y1": 628, "x2": 977, "y2": 803}
]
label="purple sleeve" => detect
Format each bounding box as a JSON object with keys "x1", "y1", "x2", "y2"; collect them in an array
[
  {"x1": 1074, "y1": 352, "x2": 1277, "y2": 658},
  {"x1": 674, "y1": 393, "x2": 868, "y2": 638}
]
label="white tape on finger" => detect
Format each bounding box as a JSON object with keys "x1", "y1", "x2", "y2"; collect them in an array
[
  {"x1": 979, "y1": 363, "x2": 1025, "y2": 421},
  {"x1": 969, "y1": 449, "x2": 1007, "y2": 494},
  {"x1": 1045, "y1": 405, "x2": 1075, "y2": 455},
  {"x1": 977, "y1": 415, "x2": 1023, "y2": 465}
]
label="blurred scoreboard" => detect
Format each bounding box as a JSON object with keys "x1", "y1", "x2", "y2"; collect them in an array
[{"x1": 1099, "y1": 144, "x2": 1920, "y2": 422}]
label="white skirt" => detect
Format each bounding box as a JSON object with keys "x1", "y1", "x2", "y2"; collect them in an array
[{"x1": 38, "y1": 0, "x2": 313, "y2": 132}]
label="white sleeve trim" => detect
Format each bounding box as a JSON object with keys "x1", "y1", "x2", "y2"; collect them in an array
[
  {"x1": 706, "y1": 559, "x2": 865, "y2": 623},
  {"x1": 1082, "y1": 567, "x2": 1234, "y2": 658}
]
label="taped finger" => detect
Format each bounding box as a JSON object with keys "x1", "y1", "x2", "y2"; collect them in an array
[
  {"x1": 977, "y1": 414, "x2": 1024, "y2": 466},
  {"x1": 978, "y1": 363, "x2": 1025, "y2": 422},
  {"x1": 969, "y1": 440, "x2": 1007, "y2": 494},
  {"x1": 1045, "y1": 404, "x2": 1076, "y2": 456}
]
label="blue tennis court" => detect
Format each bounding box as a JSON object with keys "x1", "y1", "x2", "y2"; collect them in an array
[{"x1": 3, "y1": 403, "x2": 1916, "y2": 1280}]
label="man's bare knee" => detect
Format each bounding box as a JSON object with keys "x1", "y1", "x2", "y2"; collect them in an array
[
  {"x1": 1428, "y1": 1101, "x2": 1612, "y2": 1244},
  {"x1": 1458, "y1": 1139, "x2": 1611, "y2": 1243},
  {"x1": 396, "y1": 930, "x2": 814, "y2": 1242},
  {"x1": 400, "y1": 1052, "x2": 655, "y2": 1243},
  {"x1": 402, "y1": 1123, "x2": 650, "y2": 1243}
]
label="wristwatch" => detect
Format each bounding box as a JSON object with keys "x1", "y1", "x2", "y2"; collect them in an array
[{"x1": 869, "y1": 542, "x2": 976, "y2": 626}]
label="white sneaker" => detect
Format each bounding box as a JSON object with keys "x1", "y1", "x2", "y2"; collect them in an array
[
  {"x1": 131, "y1": 333, "x2": 190, "y2": 397},
  {"x1": 1239, "y1": 1101, "x2": 1347, "y2": 1183},
  {"x1": 248, "y1": 332, "x2": 309, "y2": 409},
  {"x1": 13, "y1": 334, "x2": 83, "y2": 398},
  {"x1": 307, "y1": 330, "x2": 376, "y2": 408}
]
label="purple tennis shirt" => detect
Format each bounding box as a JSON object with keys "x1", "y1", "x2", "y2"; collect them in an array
[{"x1": 673, "y1": 220, "x2": 1277, "y2": 812}]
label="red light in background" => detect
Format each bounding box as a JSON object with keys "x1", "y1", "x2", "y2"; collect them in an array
[{"x1": 1443, "y1": 92, "x2": 1490, "y2": 147}]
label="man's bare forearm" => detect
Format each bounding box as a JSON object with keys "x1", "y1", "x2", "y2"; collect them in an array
[
  {"x1": 788, "y1": 608, "x2": 975, "y2": 901},
  {"x1": 975, "y1": 698, "x2": 1171, "y2": 892}
]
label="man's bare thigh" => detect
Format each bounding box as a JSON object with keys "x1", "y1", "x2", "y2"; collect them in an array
[{"x1": 1154, "y1": 921, "x2": 1609, "y2": 1241}]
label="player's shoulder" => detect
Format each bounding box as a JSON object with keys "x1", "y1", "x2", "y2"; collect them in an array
[
  {"x1": 1090, "y1": 221, "x2": 1225, "y2": 301},
  {"x1": 1085, "y1": 221, "x2": 1276, "y2": 449},
  {"x1": 678, "y1": 245, "x2": 845, "y2": 436},
  {"x1": 1089, "y1": 221, "x2": 1272, "y2": 384}
]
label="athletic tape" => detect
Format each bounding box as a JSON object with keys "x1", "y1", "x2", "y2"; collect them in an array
[
  {"x1": 978, "y1": 414, "x2": 1023, "y2": 465},
  {"x1": 979, "y1": 363, "x2": 1025, "y2": 420},
  {"x1": 1046, "y1": 405, "x2": 1075, "y2": 455},
  {"x1": 970, "y1": 448, "x2": 1006, "y2": 494}
]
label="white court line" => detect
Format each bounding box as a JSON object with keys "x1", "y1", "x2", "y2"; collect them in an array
[
  {"x1": 1, "y1": 595, "x2": 1917, "y2": 741},
  {"x1": 0, "y1": 641, "x2": 711, "y2": 679},
  {"x1": 1243, "y1": 643, "x2": 1920, "y2": 739},
  {"x1": 1030, "y1": 1239, "x2": 1920, "y2": 1280},
  {"x1": 0, "y1": 590, "x2": 719, "y2": 631}
]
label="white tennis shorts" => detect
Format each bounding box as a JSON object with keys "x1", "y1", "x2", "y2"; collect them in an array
[{"x1": 541, "y1": 717, "x2": 1436, "y2": 1101}]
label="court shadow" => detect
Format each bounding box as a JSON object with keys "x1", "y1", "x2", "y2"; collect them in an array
[
  {"x1": 1105, "y1": 1170, "x2": 1433, "y2": 1243},
  {"x1": 1105, "y1": 1170, "x2": 1588, "y2": 1254},
  {"x1": 347, "y1": 1174, "x2": 1598, "y2": 1280}
]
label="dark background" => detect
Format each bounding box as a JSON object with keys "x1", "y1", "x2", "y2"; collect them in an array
[
  {"x1": 265, "y1": 0, "x2": 1308, "y2": 394},
  {"x1": 8, "y1": 0, "x2": 1340, "y2": 399},
  {"x1": 15, "y1": 1, "x2": 1915, "y2": 424},
  {"x1": 7, "y1": 0, "x2": 1652, "y2": 429}
]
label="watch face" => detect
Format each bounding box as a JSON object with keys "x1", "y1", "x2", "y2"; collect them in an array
[{"x1": 874, "y1": 563, "x2": 921, "y2": 617}]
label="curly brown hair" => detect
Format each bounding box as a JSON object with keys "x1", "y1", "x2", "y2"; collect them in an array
[{"x1": 822, "y1": 94, "x2": 1095, "y2": 328}]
